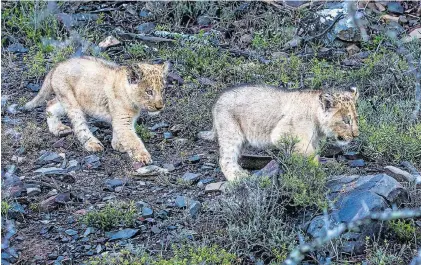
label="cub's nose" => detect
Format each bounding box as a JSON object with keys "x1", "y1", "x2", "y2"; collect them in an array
[{"x1": 155, "y1": 101, "x2": 164, "y2": 110}]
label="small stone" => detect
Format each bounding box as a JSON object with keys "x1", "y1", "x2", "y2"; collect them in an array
[
  {"x1": 252, "y1": 160, "x2": 280, "y2": 178},
  {"x1": 271, "y1": 51, "x2": 288, "y2": 59},
  {"x1": 188, "y1": 155, "x2": 200, "y2": 163},
  {"x1": 36, "y1": 151, "x2": 63, "y2": 165},
  {"x1": 151, "y1": 225, "x2": 161, "y2": 234},
  {"x1": 149, "y1": 122, "x2": 169, "y2": 131},
  {"x1": 398, "y1": 15, "x2": 408, "y2": 24},
  {"x1": 102, "y1": 195, "x2": 116, "y2": 201},
  {"x1": 375, "y1": 3, "x2": 386, "y2": 12},
  {"x1": 387, "y1": 2, "x2": 404, "y2": 14},
  {"x1": 114, "y1": 186, "x2": 123, "y2": 192},
  {"x1": 173, "y1": 138, "x2": 188, "y2": 145},
  {"x1": 348, "y1": 159, "x2": 365, "y2": 168},
  {"x1": 135, "y1": 165, "x2": 169, "y2": 177},
  {"x1": 139, "y1": 9, "x2": 152, "y2": 18},
  {"x1": 162, "y1": 163, "x2": 175, "y2": 172},
  {"x1": 205, "y1": 182, "x2": 227, "y2": 193},
  {"x1": 26, "y1": 186, "x2": 41, "y2": 196},
  {"x1": 40, "y1": 196, "x2": 59, "y2": 211},
  {"x1": 343, "y1": 151, "x2": 359, "y2": 160},
  {"x1": 136, "y1": 201, "x2": 149, "y2": 210},
  {"x1": 98, "y1": 35, "x2": 120, "y2": 49},
  {"x1": 346, "y1": 44, "x2": 360, "y2": 56},
  {"x1": 55, "y1": 192, "x2": 71, "y2": 204},
  {"x1": 157, "y1": 210, "x2": 169, "y2": 219},
  {"x1": 104, "y1": 179, "x2": 124, "y2": 191},
  {"x1": 105, "y1": 228, "x2": 139, "y2": 241},
  {"x1": 83, "y1": 155, "x2": 101, "y2": 169},
  {"x1": 46, "y1": 189, "x2": 58, "y2": 197},
  {"x1": 197, "y1": 15, "x2": 211, "y2": 27},
  {"x1": 136, "y1": 22, "x2": 156, "y2": 34},
  {"x1": 65, "y1": 229, "x2": 78, "y2": 236},
  {"x1": 34, "y1": 167, "x2": 68, "y2": 175},
  {"x1": 142, "y1": 207, "x2": 154, "y2": 218},
  {"x1": 66, "y1": 160, "x2": 80, "y2": 171},
  {"x1": 182, "y1": 172, "x2": 200, "y2": 183},
  {"x1": 170, "y1": 124, "x2": 183, "y2": 133},
  {"x1": 163, "y1": 131, "x2": 173, "y2": 139},
  {"x1": 239, "y1": 155, "x2": 272, "y2": 170},
  {"x1": 240, "y1": 34, "x2": 253, "y2": 46},
  {"x1": 384, "y1": 166, "x2": 416, "y2": 183},
  {"x1": 96, "y1": 244, "x2": 103, "y2": 254},
  {"x1": 198, "y1": 178, "x2": 215, "y2": 186},
  {"x1": 83, "y1": 227, "x2": 96, "y2": 237},
  {"x1": 27, "y1": 83, "x2": 41, "y2": 92},
  {"x1": 6, "y1": 104, "x2": 19, "y2": 115},
  {"x1": 189, "y1": 200, "x2": 201, "y2": 218},
  {"x1": 6, "y1": 43, "x2": 28, "y2": 53},
  {"x1": 175, "y1": 196, "x2": 186, "y2": 208}
]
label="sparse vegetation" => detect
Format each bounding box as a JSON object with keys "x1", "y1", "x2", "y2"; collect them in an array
[
  {"x1": 82, "y1": 202, "x2": 137, "y2": 231},
  {"x1": 1, "y1": 201, "x2": 11, "y2": 216},
  {"x1": 135, "y1": 124, "x2": 152, "y2": 142}
]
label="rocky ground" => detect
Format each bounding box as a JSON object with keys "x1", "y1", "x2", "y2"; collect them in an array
[{"x1": 1, "y1": 1, "x2": 421, "y2": 265}]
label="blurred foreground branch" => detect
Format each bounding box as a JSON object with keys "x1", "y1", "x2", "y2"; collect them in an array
[{"x1": 282, "y1": 207, "x2": 421, "y2": 265}]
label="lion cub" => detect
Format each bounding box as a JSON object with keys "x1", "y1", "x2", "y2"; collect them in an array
[
  {"x1": 24, "y1": 56, "x2": 170, "y2": 164},
  {"x1": 199, "y1": 85, "x2": 359, "y2": 181}
]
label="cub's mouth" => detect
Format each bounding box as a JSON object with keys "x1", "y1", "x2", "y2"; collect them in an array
[{"x1": 334, "y1": 135, "x2": 352, "y2": 147}]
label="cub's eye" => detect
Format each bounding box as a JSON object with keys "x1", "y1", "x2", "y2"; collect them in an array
[
  {"x1": 343, "y1": 115, "x2": 351, "y2": 125},
  {"x1": 146, "y1": 89, "x2": 153, "y2": 96}
]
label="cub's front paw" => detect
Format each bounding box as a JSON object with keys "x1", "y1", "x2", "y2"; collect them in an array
[
  {"x1": 84, "y1": 139, "x2": 104, "y2": 152},
  {"x1": 131, "y1": 149, "x2": 152, "y2": 165}
]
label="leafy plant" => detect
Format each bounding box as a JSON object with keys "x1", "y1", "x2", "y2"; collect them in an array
[{"x1": 82, "y1": 202, "x2": 137, "y2": 231}]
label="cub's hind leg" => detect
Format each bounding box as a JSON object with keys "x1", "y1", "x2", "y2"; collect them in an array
[
  {"x1": 56, "y1": 93, "x2": 104, "y2": 152},
  {"x1": 215, "y1": 115, "x2": 248, "y2": 181},
  {"x1": 46, "y1": 98, "x2": 72, "y2": 137}
]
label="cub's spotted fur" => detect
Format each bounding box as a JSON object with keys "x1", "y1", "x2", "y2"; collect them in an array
[
  {"x1": 24, "y1": 56, "x2": 170, "y2": 164},
  {"x1": 199, "y1": 85, "x2": 359, "y2": 181}
]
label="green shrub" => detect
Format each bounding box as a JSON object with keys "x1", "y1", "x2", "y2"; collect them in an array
[
  {"x1": 1, "y1": 201, "x2": 11, "y2": 216},
  {"x1": 82, "y1": 202, "x2": 137, "y2": 231},
  {"x1": 135, "y1": 124, "x2": 152, "y2": 141},
  {"x1": 388, "y1": 219, "x2": 417, "y2": 242}
]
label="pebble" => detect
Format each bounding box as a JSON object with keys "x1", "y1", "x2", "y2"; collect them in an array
[
  {"x1": 27, "y1": 83, "x2": 41, "y2": 92},
  {"x1": 83, "y1": 227, "x2": 96, "y2": 237},
  {"x1": 189, "y1": 200, "x2": 201, "y2": 218},
  {"x1": 6, "y1": 104, "x2": 19, "y2": 115},
  {"x1": 83, "y1": 155, "x2": 101, "y2": 169},
  {"x1": 348, "y1": 159, "x2": 365, "y2": 168},
  {"x1": 34, "y1": 167, "x2": 68, "y2": 175},
  {"x1": 104, "y1": 179, "x2": 124, "y2": 192},
  {"x1": 66, "y1": 160, "x2": 80, "y2": 171},
  {"x1": 188, "y1": 155, "x2": 201, "y2": 163},
  {"x1": 387, "y1": 2, "x2": 404, "y2": 14},
  {"x1": 343, "y1": 151, "x2": 359, "y2": 160},
  {"x1": 135, "y1": 165, "x2": 169, "y2": 177},
  {"x1": 36, "y1": 151, "x2": 63, "y2": 165},
  {"x1": 151, "y1": 225, "x2": 161, "y2": 234},
  {"x1": 105, "y1": 228, "x2": 139, "y2": 241},
  {"x1": 162, "y1": 163, "x2": 175, "y2": 172},
  {"x1": 384, "y1": 166, "x2": 416, "y2": 183},
  {"x1": 149, "y1": 122, "x2": 169, "y2": 131},
  {"x1": 136, "y1": 22, "x2": 156, "y2": 34},
  {"x1": 26, "y1": 187, "x2": 41, "y2": 196},
  {"x1": 205, "y1": 182, "x2": 227, "y2": 193},
  {"x1": 64, "y1": 229, "x2": 78, "y2": 236},
  {"x1": 157, "y1": 210, "x2": 169, "y2": 219},
  {"x1": 6, "y1": 43, "x2": 28, "y2": 53},
  {"x1": 163, "y1": 131, "x2": 173, "y2": 139},
  {"x1": 182, "y1": 172, "x2": 201, "y2": 183},
  {"x1": 175, "y1": 196, "x2": 186, "y2": 208},
  {"x1": 142, "y1": 207, "x2": 154, "y2": 218}
]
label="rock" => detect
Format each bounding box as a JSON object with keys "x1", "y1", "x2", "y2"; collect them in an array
[
  {"x1": 381, "y1": 14, "x2": 400, "y2": 23},
  {"x1": 384, "y1": 166, "x2": 416, "y2": 183},
  {"x1": 162, "y1": 163, "x2": 175, "y2": 172},
  {"x1": 348, "y1": 159, "x2": 365, "y2": 168},
  {"x1": 142, "y1": 207, "x2": 154, "y2": 218},
  {"x1": 47, "y1": 189, "x2": 58, "y2": 197},
  {"x1": 175, "y1": 196, "x2": 186, "y2": 208},
  {"x1": 104, "y1": 179, "x2": 124, "y2": 192},
  {"x1": 1, "y1": 170, "x2": 24, "y2": 198},
  {"x1": 26, "y1": 186, "x2": 41, "y2": 196},
  {"x1": 163, "y1": 132, "x2": 173, "y2": 139},
  {"x1": 55, "y1": 192, "x2": 71, "y2": 204},
  {"x1": 170, "y1": 124, "x2": 183, "y2": 134},
  {"x1": 343, "y1": 151, "x2": 359, "y2": 160},
  {"x1": 66, "y1": 160, "x2": 80, "y2": 171},
  {"x1": 375, "y1": 3, "x2": 386, "y2": 12},
  {"x1": 189, "y1": 200, "x2": 201, "y2": 218},
  {"x1": 157, "y1": 210, "x2": 168, "y2": 219},
  {"x1": 307, "y1": 174, "x2": 409, "y2": 254},
  {"x1": 139, "y1": 9, "x2": 152, "y2": 18},
  {"x1": 240, "y1": 34, "x2": 253, "y2": 46},
  {"x1": 83, "y1": 227, "x2": 96, "y2": 237},
  {"x1": 105, "y1": 228, "x2": 139, "y2": 241},
  {"x1": 6, "y1": 104, "x2": 19, "y2": 115},
  {"x1": 36, "y1": 151, "x2": 63, "y2": 165},
  {"x1": 387, "y1": 2, "x2": 404, "y2": 14},
  {"x1": 167, "y1": 72, "x2": 184, "y2": 85},
  {"x1": 83, "y1": 155, "x2": 101, "y2": 169},
  {"x1": 188, "y1": 155, "x2": 200, "y2": 163},
  {"x1": 136, "y1": 201, "x2": 149, "y2": 210},
  {"x1": 64, "y1": 229, "x2": 78, "y2": 236},
  {"x1": 197, "y1": 16, "x2": 212, "y2": 27},
  {"x1": 198, "y1": 178, "x2": 215, "y2": 186},
  {"x1": 398, "y1": 15, "x2": 408, "y2": 24},
  {"x1": 252, "y1": 160, "x2": 280, "y2": 178},
  {"x1": 134, "y1": 165, "x2": 169, "y2": 177},
  {"x1": 27, "y1": 83, "x2": 41, "y2": 92},
  {"x1": 98, "y1": 35, "x2": 120, "y2": 49},
  {"x1": 239, "y1": 155, "x2": 272, "y2": 170},
  {"x1": 2, "y1": 117, "x2": 21, "y2": 125},
  {"x1": 57, "y1": 12, "x2": 98, "y2": 28},
  {"x1": 151, "y1": 225, "x2": 161, "y2": 234},
  {"x1": 271, "y1": 51, "x2": 289, "y2": 59},
  {"x1": 149, "y1": 122, "x2": 169, "y2": 131},
  {"x1": 136, "y1": 22, "x2": 156, "y2": 34},
  {"x1": 346, "y1": 44, "x2": 360, "y2": 56},
  {"x1": 6, "y1": 43, "x2": 28, "y2": 53},
  {"x1": 205, "y1": 182, "x2": 227, "y2": 193},
  {"x1": 182, "y1": 172, "x2": 200, "y2": 183},
  {"x1": 7, "y1": 202, "x2": 25, "y2": 219},
  {"x1": 401, "y1": 28, "x2": 421, "y2": 43},
  {"x1": 34, "y1": 167, "x2": 68, "y2": 175}
]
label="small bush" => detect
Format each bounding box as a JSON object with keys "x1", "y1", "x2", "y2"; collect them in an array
[
  {"x1": 135, "y1": 124, "x2": 152, "y2": 142},
  {"x1": 82, "y1": 202, "x2": 137, "y2": 231},
  {"x1": 365, "y1": 239, "x2": 404, "y2": 265},
  {"x1": 1, "y1": 201, "x2": 11, "y2": 216},
  {"x1": 388, "y1": 219, "x2": 417, "y2": 242}
]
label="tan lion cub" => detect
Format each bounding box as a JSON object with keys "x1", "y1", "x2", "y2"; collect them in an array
[
  {"x1": 24, "y1": 56, "x2": 170, "y2": 164},
  {"x1": 199, "y1": 85, "x2": 359, "y2": 181}
]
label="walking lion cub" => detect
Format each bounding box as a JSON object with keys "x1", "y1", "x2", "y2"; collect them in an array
[
  {"x1": 199, "y1": 85, "x2": 359, "y2": 181},
  {"x1": 24, "y1": 56, "x2": 170, "y2": 164}
]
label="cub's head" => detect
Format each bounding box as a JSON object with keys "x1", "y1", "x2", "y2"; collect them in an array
[
  {"x1": 127, "y1": 61, "x2": 170, "y2": 112},
  {"x1": 319, "y1": 87, "x2": 359, "y2": 146}
]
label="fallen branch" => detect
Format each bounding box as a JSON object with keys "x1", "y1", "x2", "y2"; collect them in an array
[
  {"x1": 282, "y1": 207, "x2": 421, "y2": 265},
  {"x1": 114, "y1": 28, "x2": 175, "y2": 43}
]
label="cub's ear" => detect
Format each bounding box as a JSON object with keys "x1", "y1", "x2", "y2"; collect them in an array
[
  {"x1": 162, "y1": 61, "x2": 171, "y2": 78},
  {"x1": 350, "y1": 86, "x2": 359, "y2": 100},
  {"x1": 319, "y1": 93, "x2": 335, "y2": 111}
]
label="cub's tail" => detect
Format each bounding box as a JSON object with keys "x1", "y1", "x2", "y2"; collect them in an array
[
  {"x1": 197, "y1": 129, "x2": 216, "y2": 141},
  {"x1": 24, "y1": 71, "x2": 54, "y2": 110}
]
